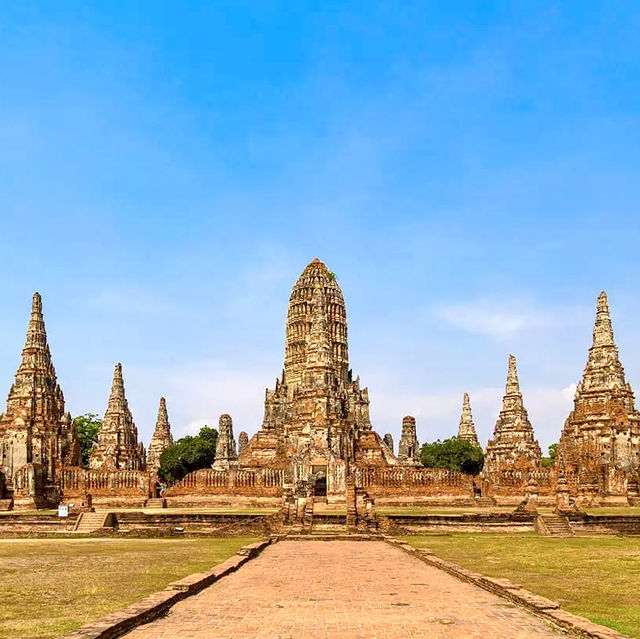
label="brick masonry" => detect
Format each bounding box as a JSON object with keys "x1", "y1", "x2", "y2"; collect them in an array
[{"x1": 122, "y1": 539, "x2": 567, "y2": 639}]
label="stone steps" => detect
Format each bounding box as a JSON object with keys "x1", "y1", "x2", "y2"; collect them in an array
[
  {"x1": 74, "y1": 511, "x2": 109, "y2": 533},
  {"x1": 474, "y1": 497, "x2": 496, "y2": 508},
  {"x1": 536, "y1": 514, "x2": 573, "y2": 536},
  {"x1": 144, "y1": 498, "x2": 167, "y2": 509}
]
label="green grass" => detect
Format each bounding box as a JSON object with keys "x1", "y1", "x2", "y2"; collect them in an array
[
  {"x1": 402, "y1": 533, "x2": 640, "y2": 637},
  {"x1": 583, "y1": 507, "x2": 640, "y2": 515},
  {"x1": 0, "y1": 536, "x2": 258, "y2": 639}
]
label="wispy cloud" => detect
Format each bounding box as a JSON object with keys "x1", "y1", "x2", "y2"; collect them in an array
[{"x1": 435, "y1": 299, "x2": 587, "y2": 339}]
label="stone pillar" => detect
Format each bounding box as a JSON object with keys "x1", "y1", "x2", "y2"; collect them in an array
[
  {"x1": 397, "y1": 416, "x2": 420, "y2": 466},
  {"x1": 238, "y1": 431, "x2": 249, "y2": 456},
  {"x1": 383, "y1": 433, "x2": 394, "y2": 454},
  {"x1": 213, "y1": 414, "x2": 238, "y2": 470},
  {"x1": 555, "y1": 474, "x2": 571, "y2": 513}
]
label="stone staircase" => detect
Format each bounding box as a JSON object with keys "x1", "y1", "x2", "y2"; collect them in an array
[
  {"x1": 474, "y1": 496, "x2": 497, "y2": 508},
  {"x1": 73, "y1": 511, "x2": 111, "y2": 533},
  {"x1": 144, "y1": 498, "x2": 167, "y2": 509},
  {"x1": 536, "y1": 513, "x2": 573, "y2": 536}
]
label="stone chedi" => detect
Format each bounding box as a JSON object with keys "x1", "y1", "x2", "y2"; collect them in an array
[
  {"x1": 0, "y1": 293, "x2": 79, "y2": 504},
  {"x1": 90, "y1": 364, "x2": 146, "y2": 471},
  {"x1": 238, "y1": 431, "x2": 249, "y2": 455},
  {"x1": 483, "y1": 355, "x2": 542, "y2": 475},
  {"x1": 213, "y1": 414, "x2": 238, "y2": 470},
  {"x1": 457, "y1": 393, "x2": 480, "y2": 446},
  {"x1": 383, "y1": 433, "x2": 394, "y2": 454},
  {"x1": 558, "y1": 292, "x2": 640, "y2": 499},
  {"x1": 397, "y1": 416, "x2": 420, "y2": 466},
  {"x1": 147, "y1": 397, "x2": 174, "y2": 475},
  {"x1": 239, "y1": 258, "x2": 395, "y2": 493}
]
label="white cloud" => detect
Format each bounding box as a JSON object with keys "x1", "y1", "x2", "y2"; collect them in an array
[{"x1": 435, "y1": 299, "x2": 587, "y2": 339}]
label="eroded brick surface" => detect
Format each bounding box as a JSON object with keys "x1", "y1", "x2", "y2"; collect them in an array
[{"x1": 124, "y1": 540, "x2": 562, "y2": 638}]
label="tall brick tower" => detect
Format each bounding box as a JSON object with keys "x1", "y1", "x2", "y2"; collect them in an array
[
  {"x1": 558, "y1": 292, "x2": 640, "y2": 501},
  {"x1": 0, "y1": 293, "x2": 79, "y2": 507}
]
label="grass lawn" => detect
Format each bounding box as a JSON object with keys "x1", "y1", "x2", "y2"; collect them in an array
[
  {"x1": 0, "y1": 536, "x2": 258, "y2": 639},
  {"x1": 402, "y1": 533, "x2": 640, "y2": 637}
]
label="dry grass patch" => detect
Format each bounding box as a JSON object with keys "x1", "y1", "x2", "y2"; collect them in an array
[
  {"x1": 377, "y1": 506, "x2": 514, "y2": 515},
  {"x1": 402, "y1": 533, "x2": 640, "y2": 637},
  {"x1": 0, "y1": 536, "x2": 258, "y2": 639}
]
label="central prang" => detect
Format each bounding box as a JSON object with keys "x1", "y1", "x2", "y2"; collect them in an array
[{"x1": 238, "y1": 258, "x2": 397, "y2": 497}]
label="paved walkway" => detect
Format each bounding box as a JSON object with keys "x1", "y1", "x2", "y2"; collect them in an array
[{"x1": 124, "y1": 540, "x2": 562, "y2": 638}]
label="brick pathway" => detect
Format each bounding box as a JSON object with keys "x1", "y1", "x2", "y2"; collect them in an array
[{"x1": 124, "y1": 540, "x2": 562, "y2": 638}]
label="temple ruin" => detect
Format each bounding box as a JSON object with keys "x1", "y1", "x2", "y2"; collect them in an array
[
  {"x1": 147, "y1": 397, "x2": 174, "y2": 476},
  {"x1": 0, "y1": 293, "x2": 79, "y2": 508},
  {"x1": 89, "y1": 364, "x2": 146, "y2": 471},
  {"x1": 558, "y1": 291, "x2": 640, "y2": 504},
  {"x1": 0, "y1": 266, "x2": 638, "y2": 511},
  {"x1": 457, "y1": 393, "x2": 479, "y2": 446}
]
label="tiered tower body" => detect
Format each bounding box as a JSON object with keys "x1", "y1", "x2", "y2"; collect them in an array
[
  {"x1": 457, "y1": 393, "x2": 480, "y2": 446},
  {"x1": 239, "y1": 258, "x2": 395, "y2": 493},
  {"x1": 0, "y1": 293, "x2": 79, "y2": 506},
  {"x1": 147, "y1": 397, "x2": 174, "y2": 475},
  {"x1": 558, "y1": 292, "x2": 640, "y2": 500},
  {"x1": 483, "y1": 355, "x2": 541, "y2": 475},
  {"x1": 90, "y1": 364, "x2": 146, "y2": 471},
  {"x1": 397, "y1": 416, "x2": 420, "y2": 466},
  {"x1": 212, "y1": 414, "x2": 238, "y2": 470}
]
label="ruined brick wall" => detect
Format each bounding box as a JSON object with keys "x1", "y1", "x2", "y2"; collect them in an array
[
  {"x1": 165, "y1": 467, "x2": 286, "y2": 497},
  {"x1": 355, "y1": 467, "x2": 474, "y2": 497},
  {"x1": 482, "y1": 468, "x2": 555, "y2": 497},
  {"x1": 58, "y1": 466, "x2": 150, "y2": 500}
]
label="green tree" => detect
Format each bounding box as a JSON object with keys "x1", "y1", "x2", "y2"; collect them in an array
[
  {"x1": 420, "y1": 437, "x2": 484, "y2": 475},
  {"x1": 74, "y1": 413, "x2": 102, "y2": 468},
  {"x1": 541, "y1": 443, "x2": 558, "y2": 468},
  {"x1": 158, "y1": 426, "x2": 219, "y2": 484}
]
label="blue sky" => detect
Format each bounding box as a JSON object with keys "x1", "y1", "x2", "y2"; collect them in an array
[{"x1": 1, "y1": 2, "x2": 639, "y2": 451}]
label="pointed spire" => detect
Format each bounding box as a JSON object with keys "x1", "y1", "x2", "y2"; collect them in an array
[
  {"x1": 22, "y1": 291, "x2": 49, "y2": 356},
  {"x1": 457, "y1": 392, "x2": 479, "y2": 446},
  {"x1": 483, "y1": 355, "x2": 541, "y2": 474},
  {"x1": 505, "y1": 354, "x2": 521, "y2": 397},
  {"x1": 147, "y1": 396, "x2": 173, "y2": 474},
  {"x1": 156, "y1": 396, "x2": 168, "y2": 426},
  {"x1": 107, "y1": 363, "x2": 126, "y2": 411},
  {"x1": 0, "y1": 291, "x2": 78, "y2": 486},
  {"x1": 90, "y1": 363, "x2": 145, "y2": 471},
  {"x1": 592, "y1": 291, "x2": 615, "y2": 347}
]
